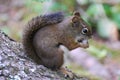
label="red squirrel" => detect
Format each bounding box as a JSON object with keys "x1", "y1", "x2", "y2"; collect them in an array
[{"x1": 22, "y1": 11, "x2": 92, "y2": 78}]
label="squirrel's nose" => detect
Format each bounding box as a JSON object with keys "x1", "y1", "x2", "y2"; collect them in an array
[{"x1": 77, "y1": 39, "x2": 83, "y2": 43}]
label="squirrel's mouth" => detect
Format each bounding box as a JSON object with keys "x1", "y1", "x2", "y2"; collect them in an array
[{"x1": 77, "y1": 39, "x2": 89, "y2": 48}]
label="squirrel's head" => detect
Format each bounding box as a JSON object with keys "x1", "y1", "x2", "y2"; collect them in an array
[{"x1": 69, "y1": 11, "x2": 92, "y2": 48}]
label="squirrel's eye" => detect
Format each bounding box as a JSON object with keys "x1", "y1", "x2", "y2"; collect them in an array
[{"x1": 82, "y1": 28, "x2": 88, "y2": 34}]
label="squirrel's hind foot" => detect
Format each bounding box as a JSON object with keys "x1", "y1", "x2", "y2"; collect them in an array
[{"x1": 58, "y1": 67, "x2": 74, "y2": 80}]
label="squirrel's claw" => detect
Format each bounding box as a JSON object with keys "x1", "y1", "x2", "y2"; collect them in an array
[
  {"x1": 59, "y1": 67, "x2": 74, "y2": 80},
  {"x1": 64, "y1": 70, "x2": 74, "y2": 79}
]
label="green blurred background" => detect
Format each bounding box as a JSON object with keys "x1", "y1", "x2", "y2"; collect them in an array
[{"x1": 0, "y1": 0, "x2": 120, "y2": 80}]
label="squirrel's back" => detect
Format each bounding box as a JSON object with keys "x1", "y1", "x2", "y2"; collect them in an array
[{"x1": 22, "y1": 12, "x2": 64, "y2": 63}]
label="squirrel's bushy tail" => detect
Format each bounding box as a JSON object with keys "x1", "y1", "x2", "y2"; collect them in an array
[{"x1": 22, "y1": 12, "x2": 64, "y2": 63}]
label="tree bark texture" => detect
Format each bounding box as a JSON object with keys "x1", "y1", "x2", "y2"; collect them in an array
[{"x1": 0, "y1": 30, "x2": 89, "y2": 80}]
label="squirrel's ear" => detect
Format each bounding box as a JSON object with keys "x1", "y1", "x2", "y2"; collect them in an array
[
  {"x1": 72, "y1": 11, "x2": 80, "y2": 23},
  {"x1": 72, "y1": 17, "x2": 79, "y2": 23},
  {"x1": 73, "y1": 11, "x2": 80, "y2": 17}
]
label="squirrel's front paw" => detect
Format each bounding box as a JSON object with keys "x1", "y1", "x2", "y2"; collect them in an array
[{"x1": 59, "y1": 67, "x2": 74, "y2": 80}]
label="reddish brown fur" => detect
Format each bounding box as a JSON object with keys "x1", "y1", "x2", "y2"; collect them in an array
[{"x1": 22, "y1": 12, "x2": 92, "y2": 69}]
